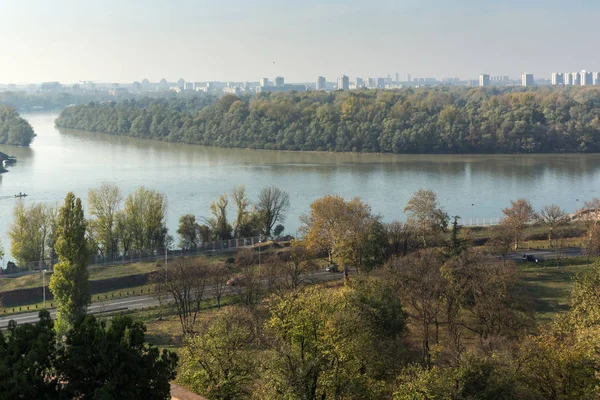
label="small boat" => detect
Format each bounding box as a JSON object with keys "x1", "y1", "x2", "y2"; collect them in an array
[{"x1": 14, "y1": 193, "x2": 28, "y2": 198}]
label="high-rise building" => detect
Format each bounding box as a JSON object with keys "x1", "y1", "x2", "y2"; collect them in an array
[
  {"x1": 395, "y1": 72, "x2": 399, "y2": 82},
  {"x1": 407, "y1": 73, "x2": 412, "y2": 83},
  {"x1": 316, "y1": 76, "x2": 326, "y2": 90},
  {"x1": 275, "y1": 76, "x2": 284, "y2": 87},
  {"x1": 564, "y1": 72, "x2": 573, "y2": 85},
  {"x1": 572, "y1": 72, "x2": 581, "y2": 86},
  {"x1": 337, "y1": 75, "x2": 349, "y2": 91},
  {"x1": 368, "y1": 78, "x2": 375, "y2": 87},
  {"x1": 479, "y1": 74, "x2": 490, "y2": 87},
  {"x1": 593, "y1": 72, "x2": 600, "y2": 86},
  {"x1": 522, "y1": 73, "x2": 534, "y2": 87},
  {"x1": 581, "y1": 70, "x2": 593, "y2": 86},
  {"x1": 551, "y1": 73, "x2": 564, "y2": 85},
  {"x1": 356, "y1": 77, "x2": 364, "y2": 88},
  {"x1": 376, "y1": 77, "x2": 385, "y2": 88},
  {"x1": 260, "y1": 78, "x2": 269, "y2": 87}
]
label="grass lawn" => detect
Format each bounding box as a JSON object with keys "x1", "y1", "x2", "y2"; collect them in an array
[{"x1": 517, "y1": 257, "x2": 593, "y2": 322}]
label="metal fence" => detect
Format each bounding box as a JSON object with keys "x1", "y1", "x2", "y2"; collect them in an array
[
  {"x1": 458, "y1": 217, "x2": 501, "y2": 227},
  {"x1": 9, "y1": 235, "x2": 268, "y2": 276}
]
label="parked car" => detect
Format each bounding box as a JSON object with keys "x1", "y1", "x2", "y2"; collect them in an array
[
  {"x1": 226, "y1": 275, "x2": 244, "y2": 286},
  {"x1": 326, "y1": 264, "x2": 339, "y2": 273},
  {"x1": 522, "y1": 254, "x2": 539, "y2": 263}
]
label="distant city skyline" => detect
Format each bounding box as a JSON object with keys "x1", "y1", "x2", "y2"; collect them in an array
[{"x1": 1, "y1": 0, "x2": 599, "y2": 84}]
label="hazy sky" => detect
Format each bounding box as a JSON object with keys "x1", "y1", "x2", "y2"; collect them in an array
[{"x1": 1, "y1": 0, "x2": 599, "y2": 84}]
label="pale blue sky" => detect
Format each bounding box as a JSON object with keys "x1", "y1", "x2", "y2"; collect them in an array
[{"x1": 0, "y1": 0, "x2": 598, "y2": 83}]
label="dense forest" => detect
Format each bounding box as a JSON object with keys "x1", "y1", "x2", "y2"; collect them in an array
[
  {"x1": 55, "y1": 87, "x2": 600, "y2": 153},
  {"x1": 0, "y1": 107, "x2": 35, "y2": 146}
]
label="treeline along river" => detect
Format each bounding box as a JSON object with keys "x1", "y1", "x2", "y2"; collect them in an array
[
  {"x1": 55, "y1": 87, "x2": 600, "y2": 153},
  {"x1": 1, "y1": 112, "x2": 600, "y2": 261}
]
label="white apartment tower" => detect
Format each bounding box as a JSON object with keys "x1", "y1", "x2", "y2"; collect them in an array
[
  {"x1": 522, "y1": 73, "x2": 534, "y2": 87},
  {"x1": 551, "y1": 73, "x2": 564, "y2": 85},
  {"x1": 337, "y1": 75, "x2": 350, "y2": 91},
  {"x1": 274, "y1": 76, "x2": 284, "y2": 87},
  {"x1": 581, "y1": 71, "x2": 593, "y2": 86},
  {"x1": 479, "y1": 74, "x2": 490, "y2": 87},
  {"x1": 316, "y1": 76, "x2": 326, "y2": 90},
  {"x1": 564, "y1": 72, "x2": 573, "y2": 85}
]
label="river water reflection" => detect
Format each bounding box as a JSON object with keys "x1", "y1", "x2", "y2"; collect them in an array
[{"x1": 0, "y1": 113, "x2": 598, "y2": 259}]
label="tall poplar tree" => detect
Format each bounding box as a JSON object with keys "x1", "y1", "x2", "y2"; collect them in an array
[{"x1": 49, "y1": 192, "x2": 90, "y2": 337}]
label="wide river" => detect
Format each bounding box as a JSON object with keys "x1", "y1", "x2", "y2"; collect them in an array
[{"x1": 0, "y1": 113, "x2": 598, "y2": 261}]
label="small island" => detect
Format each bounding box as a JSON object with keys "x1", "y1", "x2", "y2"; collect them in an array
[
  {"x1": 0, "y1": 106, "x2": 35, "y2": 146},
  {"x1": 55, "y1": 87, "x2": 600, "y2": 154}
]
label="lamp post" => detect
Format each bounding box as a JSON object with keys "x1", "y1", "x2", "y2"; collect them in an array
[
  {"x1": 42, "y1": 269, "x2": 48, "y2": 309},
  {"x1": 471, "y1": 203, "x2": 474, "y2": 226},
  {"x1": 258, "y1": 235, "x2": 262, "y2": 269}
]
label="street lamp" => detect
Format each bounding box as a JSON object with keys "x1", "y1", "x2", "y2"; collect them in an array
[
  {"x1": 42, "y1": 269, "x2": 48, "y2": 309},
  {"x1": 471, "y1": 203, "x2": 474, "y2": 226},
  {"x1": 258, "y1": 235, "x2": 262, "y2": 269}
]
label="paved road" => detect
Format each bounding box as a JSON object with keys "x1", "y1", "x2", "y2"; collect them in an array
[
  {"x1": 506, "y1": 247, "x2": 582, "y2": 262},
  {"x1": 0, "y1": 269, "x2": 344, "y2": 329}
]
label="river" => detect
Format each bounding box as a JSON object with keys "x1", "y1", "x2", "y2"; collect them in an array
[{"x1": 0, "y1": 112, "x2": 598, "y2": 261}]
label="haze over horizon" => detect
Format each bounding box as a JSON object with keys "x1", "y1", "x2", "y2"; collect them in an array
[{"x1": 1, "y1": 0, "x2": 599, "y2": 84}]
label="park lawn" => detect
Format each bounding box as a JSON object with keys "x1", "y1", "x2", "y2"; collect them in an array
[{"x1": 516, "y1": 257, "x2": 593, "y2": 322}]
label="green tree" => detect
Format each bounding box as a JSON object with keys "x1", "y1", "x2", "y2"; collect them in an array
[
  {"x1": 536, "y1": 204, "x2": 569, "y2": 247},
  {"x1": 257, "y1": 186, "x2": 290, "y2": 237},
  {"x1": 502, "y1": 198, "x2": 535, "y2": 250},
  {"x1": 8, "y1": 201, "x2": 56, "y2": 269},
  {"x1": 56, "y1": 314, "x2": 178, "y2": 400},
  {"x1": 177, "y1": 214, "x2": 200, "y2": 249},
  {"x1": 49, "y1": 192, "x2": 90, "y2": 337},
  {"x1": 207, "y1": 194, "x2": 233, "y2": 240},
  {"x1": 404, "y1": 189, "x2": 449, "y2": 248},
  {"x1": 300, "y1": 195, "x2": 377, "y2": 277},
  {"x1": 231, "y1": 185, "x2": 260, "y2": 238},
  {"x1": 262, "y1": 284, "x2": 406, "y2": 399},
  {"x1": 0, "y1": 106, "x2": 36, "y2": 146},
  {"x1": 0, "y1": 310, "x2": 57, "y2": 399},
  {"x1": 123, "y1": 186, "x2": 168, "y2": 252},
  {"x1": 178, "y1": 306, "x2": 257, "y2": 400},
  {"x1": 88, "y1": 182, "x2": 122, "y2": 256}
]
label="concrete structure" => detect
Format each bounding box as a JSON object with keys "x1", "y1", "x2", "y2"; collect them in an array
[
  {"x1": 376, "y1": 77, "x2": 385, "y2": 88},
  {"x1": 274, "y1": 76, "x2": 284, "y2": 87},
  {"x1": 316, "y1": 76, "x2": 326, "y2": 90},
  {"x1": 522, "y1": 73, "x2": 534, "y2": 87},
  {"x1": 337, "y1": 75, "x2": 349, "y2": 91},
  {"x1": 355, "y1": 77, "x2": 364, "y2": 88},
  {"x1": 395, "y1": 72, "x2": 399, "y2": 83},
  {"x1": 551, "y1": 73, "x2": 564, "y2": 85},
  {"x1": 260, "y1": 78, "x2": 269, "y2": 87},
  {"x1": 581, "y1": 70, "x2": 593, "y2": 86},
  {"x1": 479, "y1": 74, "x2": 490, "y2": 87},
  {"x1": 594, "y1": 72, "x2": 600, "y2": 86},
  {"x1": 572, "y1": 72, "x2": 581, "y2": 86},
  {"x1": 368, "y1": 78, "x2": 375, "y2": 87}
]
